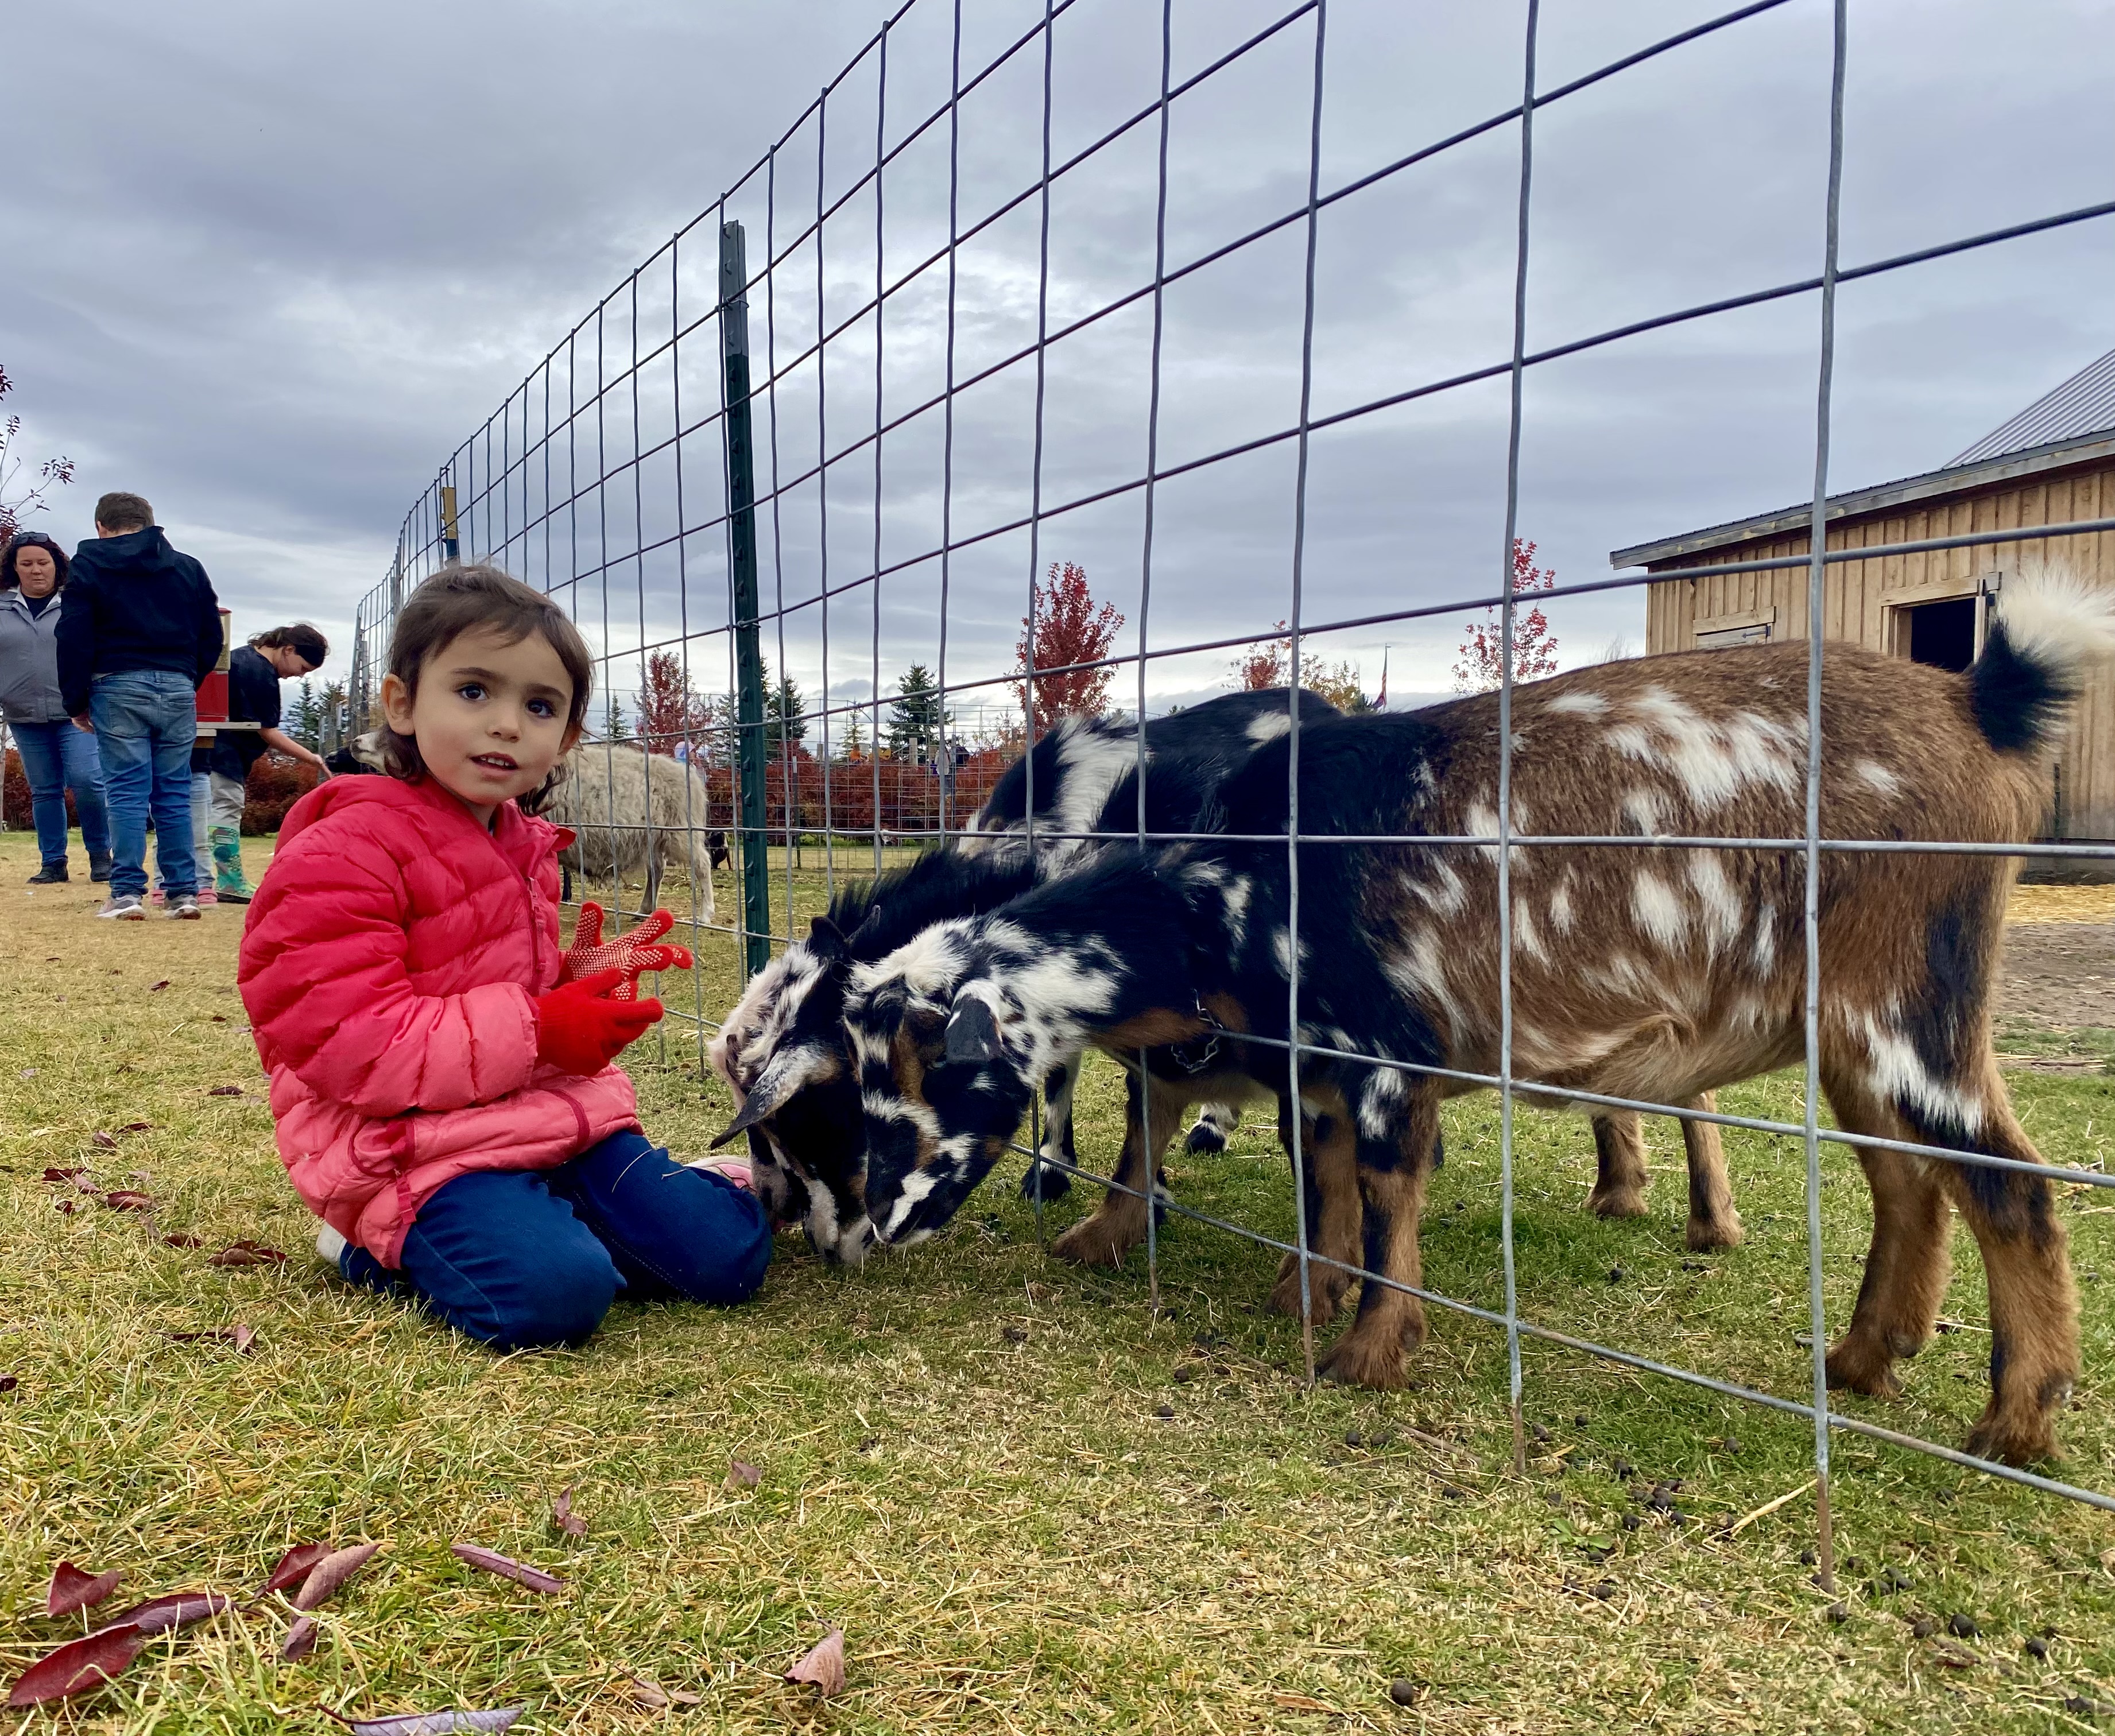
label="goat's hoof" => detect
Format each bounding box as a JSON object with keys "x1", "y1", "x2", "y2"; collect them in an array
[
  {"x1": 1316, "y1": 1332, "x2": 1411, "y2": 1390},
  {"x1": 1266, "y1": 1256, "x2": 1347, "y2": 1326},
  {"x1": 1051, "y1": 1213, "x2": 1141, "y2": 1269},
  {"x1": 1585, "y1": 1187, "x2": 1648, "y2": 1220},
  {"x1": 1184, "y1": 1122, "x2": 1226, "y2": 1156},
  {"x1": 1686, "y1": 1212, "x2": 1745, "y2": 1251},
  {"x1": 1020, "y1": 1162, "x2": 1072, "y2": 1202},
  {"x1": 1965, "y1": 1405, "x2": 2059, "y2": 1469},
  {"x1": 1824, "y1": 1337, "x2": 1903, "y2": 1400}
]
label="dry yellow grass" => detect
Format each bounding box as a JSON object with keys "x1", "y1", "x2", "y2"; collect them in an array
[
  {"x1": 2008, "y1": 885, "x2": 2115, "y2": 925},
  {"x1": 2, "y1": 829, "x2": 2113, "y2": 1734}
]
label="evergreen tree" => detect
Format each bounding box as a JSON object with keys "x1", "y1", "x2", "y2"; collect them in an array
[
  {"x1": 286, "y1": 680, "x2": 324, "y2": 750},
  {"x1": 766, "y1": 673, "x2": 808, "y2": 760},
  {"x1": 839, "y1": 711, "x2": 868, "y2": 761},
  {"x1": 885, "y1": 664, "x2": 950, "y2": 763},
  {"x1": 603, "y1": 690, "x2": 631, "y2": 741}
]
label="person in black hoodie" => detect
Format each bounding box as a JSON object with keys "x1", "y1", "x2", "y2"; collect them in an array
[{"x1": 56, "y1": 491, "x2": 223, "y2": 920}]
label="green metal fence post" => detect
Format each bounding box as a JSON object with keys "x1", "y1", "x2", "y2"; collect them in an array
[{"x1": 719, "y1": 220, "x2": 773, "y2": 981}]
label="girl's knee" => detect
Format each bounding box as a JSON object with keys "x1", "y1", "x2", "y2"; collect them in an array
[{"x1": 455, "y1": 1244, "x2": 616, "y2": 1350}]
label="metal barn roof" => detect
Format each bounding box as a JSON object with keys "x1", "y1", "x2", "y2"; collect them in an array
[
  {"x1": 1951, "y1": 346, "x2": 2115, "y2": 466},
  {"x1": 1610, "y1": 344, "x2": 2115, "y2": 569}
]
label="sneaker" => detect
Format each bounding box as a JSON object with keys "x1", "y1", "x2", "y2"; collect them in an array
[
  {"x1": 97, "y1": 895, "x2": 146, "y2": 921},
  {"x1": 25, "y1": 864, "x2": 67, "y2": 885},
  {"x1": 149, "y1": 888, "x2": 166, "y2": 908},
  {"x1": 195, "y1": 888, "x2": 218, "y2": 908},
  {"x1": 88, "y1": 852, "x2": 114, "y2": 883},
  {"x1": 315, "y1": 1223, "x2": 349, "y2": 1265},
  {"x1": 168, "y1": 893, "x2": 202, "y2": 920},
  {"x1": 215, "y1": 887, "x2": 254, "y2": 905}
]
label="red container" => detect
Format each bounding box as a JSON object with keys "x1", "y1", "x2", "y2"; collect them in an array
[{"x1": 196, "y1": 668, "x2": 230, "y2": 724}]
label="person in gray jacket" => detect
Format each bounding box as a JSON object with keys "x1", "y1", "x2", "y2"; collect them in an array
[{"x1": 0, "y1": 531, "x2": 111, "y2": 883}]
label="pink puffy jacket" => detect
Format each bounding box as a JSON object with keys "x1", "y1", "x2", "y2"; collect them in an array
[{"x1": 238, "y1": 774, "x2": 641, "y2": 1266}]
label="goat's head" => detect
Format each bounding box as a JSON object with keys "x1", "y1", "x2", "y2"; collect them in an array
[
  {"x1": 708, "y1": 920, "x2": 876, "y2": 1264},
  {"x1": 840, "y1": 922, "x2": 1042, "y2": 1247}
]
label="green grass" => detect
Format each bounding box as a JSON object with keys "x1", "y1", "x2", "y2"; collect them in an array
[{"x1": 4, "y1": 829, "x2": 2114, "y2": 1733}]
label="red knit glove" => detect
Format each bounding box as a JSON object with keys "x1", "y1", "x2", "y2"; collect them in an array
[
  {"x1": 536, "y1": 969, "x2": 663, "y2": 1075},
  {"x1": 560, "y1": 904, "x2": 694, "y2": 1002}
]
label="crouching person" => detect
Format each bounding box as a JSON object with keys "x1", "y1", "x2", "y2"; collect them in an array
[{"x1": 237, "y1": 564, "x2": 768, "y2": 1350}]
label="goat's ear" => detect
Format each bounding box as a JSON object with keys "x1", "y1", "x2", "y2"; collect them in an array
[
  {"x1": 808, "y1": 914, "x2": 849, "y2": 963},
  {"x1": 710, "y1": 1060, "x2": 793, "y2": 1148},
  {"x1": 943, "y1": 993, "x2": 1003, "y2": 1066}
]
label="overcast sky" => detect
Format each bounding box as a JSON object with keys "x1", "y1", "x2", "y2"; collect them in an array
[{"x1": 4, "y1": 0, "x2": 2109, "y2": 730}]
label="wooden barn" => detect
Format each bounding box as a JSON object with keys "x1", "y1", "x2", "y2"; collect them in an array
[{"x1": 1612, "y1": 347, "x2": 2115, "y2": 839}]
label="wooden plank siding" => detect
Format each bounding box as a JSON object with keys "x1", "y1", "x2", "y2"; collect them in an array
[{"x1": 1642, "y1": 455, "x2": 2115, "y2": 836}]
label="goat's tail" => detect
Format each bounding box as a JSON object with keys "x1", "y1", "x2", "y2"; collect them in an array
[{"x1": 1969, "y1": 561, "x2": 2115, "y2": 755}]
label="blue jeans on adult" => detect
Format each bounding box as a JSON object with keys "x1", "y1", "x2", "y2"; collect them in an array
[
  {"x1": 9, "y1": 719, "x2": 110, "y2": 869},
  {"x1": 90, "y1": 671, "x2": 200, "y2": 900},
  {"x1": 339, "y1": 1131, "x2": 772, "y2": 1350}
]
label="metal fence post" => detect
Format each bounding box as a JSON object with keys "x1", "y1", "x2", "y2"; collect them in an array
[{"x1": 720, "y1": 219, "x2": 774, "y2": 981}]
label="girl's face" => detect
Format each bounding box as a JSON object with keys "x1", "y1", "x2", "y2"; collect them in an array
[
  {"x1": 12, "y1": 545, "x2": 57, "y2": 598},
  {"x1": 379, "y1": 624, "x2": 578, "y2": 826}
]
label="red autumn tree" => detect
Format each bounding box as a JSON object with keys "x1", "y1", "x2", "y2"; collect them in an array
[
  {"x1": 1227, "y1": 621, "x2": 1371, "y2": 710},
  {"x1": 1229, "y1": 621, "x2": 1291, "y2": 691},
  {"x1": 1452, "y1": 538, "x2": 1559, "y2": 693},
  {"x1": 1013, "y1": 560, "x2": 1124, "y2": 733},
  {"x1": 0, "y1": 362, "x2": 74, "y2": 551},
  {"x1": 635, "y1": 648, "x2": 714, "y2": 756}
]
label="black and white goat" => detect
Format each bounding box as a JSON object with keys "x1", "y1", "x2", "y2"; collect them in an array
[
  {"x1": 708, "y1": 688, "x2": 1338, "y2": 1261},
  {"x1": 843, "y1": 571, "x2": 2112, "y2": 1467}
]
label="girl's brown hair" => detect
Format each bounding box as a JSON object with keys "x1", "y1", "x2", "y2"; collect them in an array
[
  {"x1": 377, "y1": 564, "x2": 594, "y2": 792},
  {"x1": 250, "y1": 622, "x2": 330, "y2": 666}
]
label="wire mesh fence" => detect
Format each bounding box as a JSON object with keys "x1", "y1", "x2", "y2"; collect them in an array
[{"x1": 351, "y1": 0, "x2": 2115, "y2": 1574}]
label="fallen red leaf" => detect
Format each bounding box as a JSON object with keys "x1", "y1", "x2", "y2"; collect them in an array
[
  {"x1": 281, "y1": 1616, "x2": 319, "y2": 1661},
  {"x1": 450, "y1": 1544, "x2": 565, "y2": 1594},
  {"x1": 206, "y1": 1085, "x2": 244, "y2": 1097},
  {"x1": 46, "y1": 1561, "x2": 122, "y2": 1618},
  {"x1": 260, "y1": 1543, "x2": 330, "y2": 1596},
  {"x1": 0, "y1": 1377, "x2": 18, "y2": 1394},
  {"x1": 107, "y1": 1591, "x2": 230, "y2": 1634},
  {"x1": 119, "y1": 1122, "x2": 153, "y2": 1134},
  {"x1": 784, "y1": 1629, "x2": 846, "y2": 1696},
  {"x1": 162, "y1": 1234, "x2": 205, "y2": 1249},
  {"x1": 149, "y1": 980, "x2": 171, "y2": 992},
  {"x1": 5, "y1": 1623, "x2": 149, "y2": 1707},
  {"x1": 91, "y1": 1131, "x2": 119, "y2": 1149},
  {"x1": 41, "y1": 1166, "x2": 85, "y2": 1183},
  {"x1": 210, "y1": 1241, "x2": 288, "y2": 1267},
  {"x1": 293, "y1": 1543, "x2": 383, "y2": 1611},
  {"x1": 551, "y1": 1486, "x2": 586, "y2": 1539},
  {"x1": 101, "y1": 1191, "x2": 154, "y2": 1212},
  {"x1": 725, "y1": 1459, "x2": 761, "y2": 1491},
  {"x1": 53, "y1": 1199, "x2": 78, "y2": 1215}
]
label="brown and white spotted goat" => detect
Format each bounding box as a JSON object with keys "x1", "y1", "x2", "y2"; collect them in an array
[{"x1": 845, "y1": 571, "x2": 2113, "y2": 1467}]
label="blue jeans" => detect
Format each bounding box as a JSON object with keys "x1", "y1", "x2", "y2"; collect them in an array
[
  {"x1": 151, "y1": 773, "x2": 210, "y2": 895},
  {"x1": 9, "y1": 719, "x2": 110, "y2": 867},
  {"x1": 340, "y1": 1131, "x2": 772, "y2": 1351},
  {"x1": 89, "y1": 671, "x2": 199, "y2": 899}
]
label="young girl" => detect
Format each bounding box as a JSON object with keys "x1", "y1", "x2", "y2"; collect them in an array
[{"x1": 238, "y1": 564, "x2": 769, "y2": 1349}]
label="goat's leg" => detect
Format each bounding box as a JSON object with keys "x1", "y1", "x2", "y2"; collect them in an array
[
  {"x1": 1682, "y1": 1091, "x2": 1742, "y2": 1250},
  {"x1": 1049, "y1": 1071, "x2": 1186, "y2": 1268},
  {"x1": 1823, "y1": 1135, "x2": 1952, "y2": 1400},
  {"x1": 1020, "y1": 1058, "x2": 1078, "y2": 1200},
  {"x1": 1316, "y1": 1088, "x2": 1440, "y2": 1390},
  {"x1": 642, "y1": 832, "x2": 662, "y2": 917},
  {"x1": 1186, "y1": 1102, "x2": 1239, "y2": 1156},
  {"x1": 1585, "y1": 1110, "x2": 1649, "y2": 1219},
  {"x1": 1267, "y1": 1094, "x2": 1361, "y2": 1327}
]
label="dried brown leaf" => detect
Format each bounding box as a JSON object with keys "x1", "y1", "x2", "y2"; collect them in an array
[
  {"x1": 210, "y1": 1241, "x2": 288, "y2": 1267},
  {"x1": 293, "y1": 1542, "x2": 383, "y2": 1610},
  {"x1": 550, "y1": 1486, "x2": 586, "y2": 1538},
  {"x1": 91, "y1": 1131, "x2": 118, "y2": 1149},
  {"x1": 724, "y1": 1459, "x2": 761, "y2": 1491},
  {"x1": 149, "y1": 979, "x2": 171, "y2": 992},
  {"x1": 46, "y1": 1561, "x2": 122, "y2": 1618},
  {"x1": 162, "y1": 1233, "x2": 205, "y2": 1249},
  {"x1": 6, "y1": 1623, "x2": 149, "y2": 1707},
  {"x1": 281, "y1": 1615, "x2": 319, "y2": 1661},
  {"x1": 626, "y1": 1680, "x2": 669, "y2": 1709},
  {"x1": 119, "y1": 1121, "x2": 154, "y2": 1134},
  {"x1": 0, "y1": 1377, "x2": 18, "y2": 1394},
  {"x1": 41, "y1": 1166, "x2": 84, "y2": 1184},
  {"x1": 206, "y1": 1084, "x2": 245, "y2": 1097},
  {"x1": 784, "y1": 1629, "x2": 846, "y2": 1695},
  {"x1": 450, "y1": 1544, "x2": 564, "y2": 1594},
  {"x1": 107, "y1": 1591, "x2": 230, "y2": 1634},
  {"x1": 101, "y1": 1190, "x2": 154, "y2": 1211},
  {"x1": 53, "y1": 1199, "x2": 78, "y2": 1215},
  {"x1": 260, "y1": 1543, "x2": 330, "y2": 1596},
  {"x1": 331, "y1": 1709, "x2": 523, "y2": 1736},
  {"x1": 164, "y1": 1325, "x2": 255, "y2": 1354}
]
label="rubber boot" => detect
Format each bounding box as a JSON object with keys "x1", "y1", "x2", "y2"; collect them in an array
[
  {"x1": 88, "y1": 852, "x2": 114, "y2": 883},
  {"x1": 211, "y1": 824, "x2": 256, "y2": 902}
]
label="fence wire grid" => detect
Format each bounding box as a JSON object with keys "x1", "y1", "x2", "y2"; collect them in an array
[{"x1": 352, "y1": 0, "x2": 2115, "y2": 1571}]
